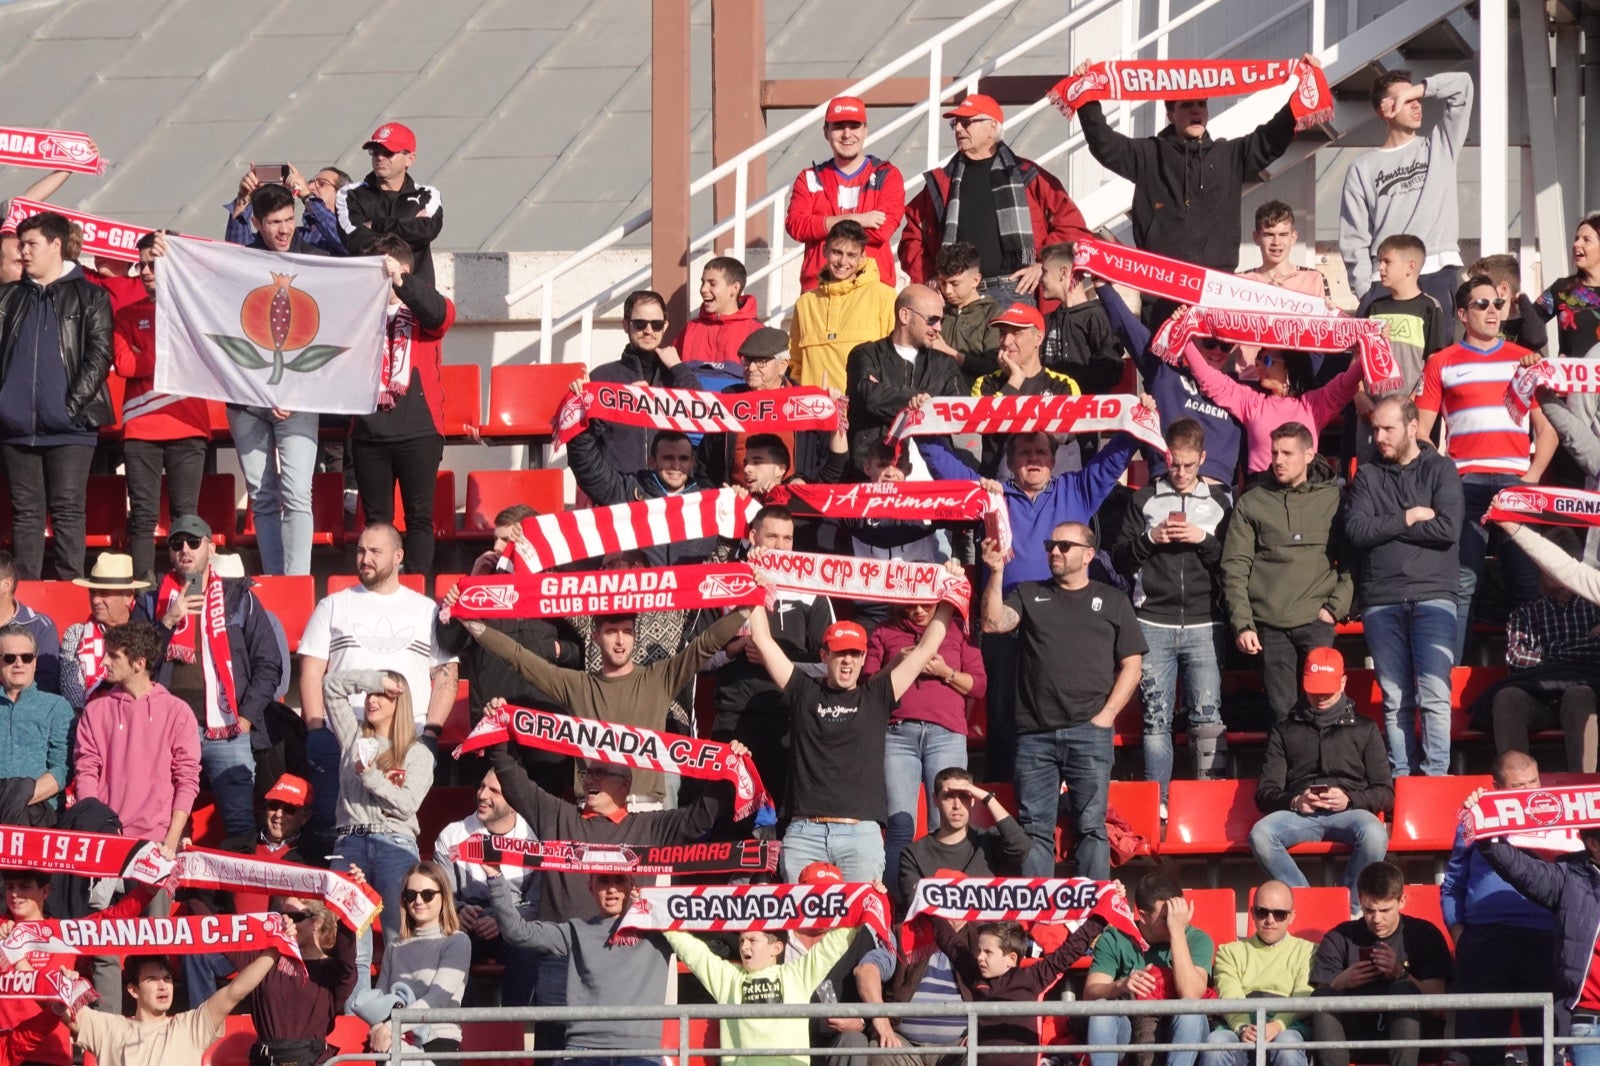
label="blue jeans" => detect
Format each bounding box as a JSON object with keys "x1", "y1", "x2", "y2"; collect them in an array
[
  {"x1": 1137, "y1": 621, "x2": 1225, "y2": 805},
  {"x1": 332, "y1": 831, "x2": 420, "y2": 1007},
  {"x1": 567, "y1": 1053, "x2": 660, "y2": 1066},
  {"x1": 228, "y1": 406, "x2": 318, "y2": 576},
  {"x1": 1087, "y1": 1010, "x2": 1210, "y2": 1066},
  {"x1": 200, "y1": 732, "x2": 257, "y2": 838},
  {"x1": 1571, "y1": 1018, "x2": 1600, "y2": 1066},
  {"x1": 1199, "y1": 1027, "x2": 1307, "y2": 1066},
  {"x1": 779, "y1": 819, "x2": 885, "y2": 882},
  {"x1": 304, "y1": 725, "x2": 342, "y2": 841},
  {"x1": 182, "y1": 951, "x2": 236, "y2": 1008},
  {"x1": 884, "y1": 719, "x2": 968, "y2": 881},
  {"x1": 1014, "y1": 721, "x2": 1114, "y2": 879},
  {"x1": 1363, "y1": 599, "x2": 1456, "y2": 777},
  {"x1": 979, "y1": 275, "x2": 1031, "y2": 313},
  {"x1": 1248, "y1": 809, "x2": 1388, "y2": 909},
  {"x1": 1458, "y1": 473, "x2": 1541, "y2": 661}
]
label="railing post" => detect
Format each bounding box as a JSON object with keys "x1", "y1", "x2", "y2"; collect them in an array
[
  {"x1": 1543, "y1": 999, "x2": 1555, "y2": 1066},
  {"x1": 733, "y1": 166, "x2": 749, "y2": 262},
  {"x1": 926, "y1": 43, "x2": 944, "y2": 173},
  {"x1": 1255, "y1": 1005, "x2": 1268, "y2": 1066}
]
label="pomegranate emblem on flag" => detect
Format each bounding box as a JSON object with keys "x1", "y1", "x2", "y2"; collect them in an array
[{"x1": 209, "y1": 273, "x2": 348, "y2": 385}]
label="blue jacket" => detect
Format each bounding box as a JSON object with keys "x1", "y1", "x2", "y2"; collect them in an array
[
  {"x1": 223, "y1": 197, "x2": 346, "y2": 255},
  {"x1": 1442, "y1": 825, "x2": 1553, "y2": 931},
  {"x1": 1478, "y1": 836, "x2": 1600, "y2": 1009}
]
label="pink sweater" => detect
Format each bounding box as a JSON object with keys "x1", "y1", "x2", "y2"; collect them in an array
[
  {"x1": 74, "y1": 684, "x2": 202, "y2": 841},
  {"x1": 1184, "y1": 343, "x2": 1363, "y2": 472}
]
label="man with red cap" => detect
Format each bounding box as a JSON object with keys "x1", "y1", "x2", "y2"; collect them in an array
[
  {"x1": 788, "y1": 861, "x2": 900, "y2": 1066},
  {"x1": 337, "y1": 121, "x2": 443, "y2": 287},
  {"x1": 785, "y1": 97, "x2": 906, "y2": 293},
  {"x1": 900, "y1": 93, "x2": 1090, "y2": 311},
  {"x1": 1251, "y1": 647, "x2": 1393, "y2": 910}
]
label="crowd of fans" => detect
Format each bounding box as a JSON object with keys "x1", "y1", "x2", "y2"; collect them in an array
[{"x1": 0, "y1": 51, "x2": 1598, "y2": 1066}]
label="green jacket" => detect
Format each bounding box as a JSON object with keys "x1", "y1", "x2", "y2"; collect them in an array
[
  {"x1": 1221, "y1": 469, "x2": 1352, "y2": 633},
  {"x1": 939, "y1": 295, "x2": 1002, "y2": 386}
]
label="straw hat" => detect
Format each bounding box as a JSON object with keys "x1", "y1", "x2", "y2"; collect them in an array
[{"x1": 71, "y1": 554, "x2": 151, "y2": 591}]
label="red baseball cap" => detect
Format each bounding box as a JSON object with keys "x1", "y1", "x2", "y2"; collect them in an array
[
  {"x1": 364, "y1": 122, "x2": 417, "y2": 154},
  {"x1": 799, "y1": 862, "x2": 845, "y2": 885},
  {"x1": 943, "y1": 94, "x2": 1004, "y2": 123},
  {"x1": 1302, "y1": 647, "x2": 1346, "y2": 696},
  {"x1": 821, "y1": 621, "x2": 869, "y2": 654},
  {"x1": 825, "y1": 97, "x2": 868, "y2": 124},
  {"x1": 263, "y1": 774, "x2": 312, "y2": 807},
  {"x1": 991, "y1": 304, "x2": 1046, "y2": 331}
]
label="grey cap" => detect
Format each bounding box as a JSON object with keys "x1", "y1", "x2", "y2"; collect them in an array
[
  {"x1": 167, "y1": 514, "x2": 213, "y2": 540},
  {"x1": 737, "y1": 326, "x2": 790, "y2": 360}
]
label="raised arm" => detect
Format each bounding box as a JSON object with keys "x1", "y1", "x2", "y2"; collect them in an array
[
  {"x1": 980, "y1": 536, "x2": 1019, "y2": 635},
  {"x1": 745, "y1": 603, "x2": 796, "y2": 690},
  {"x1": 203, "y1": 948, "x2": 280, "y2": 1031},
  {"x1": 322, "y1": 669, "x2": 389, "y2": 748}
]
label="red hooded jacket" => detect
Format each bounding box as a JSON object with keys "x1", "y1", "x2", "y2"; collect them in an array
[{"x1": 677, "y1": 294, "x2": 762, "y2": 366}]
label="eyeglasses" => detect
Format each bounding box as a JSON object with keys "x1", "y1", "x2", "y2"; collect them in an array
[
  {"x1": 628, "y1": 318, "x2": 667, "y2": 333},
  {"x1": 948, "y1": 116, "x2": 994, "y2": 129},
  {"x1": 282, "y1": 910, "x2": 313, "y2": 922},
  {"x1": 265, "y1": 800, "x2": 305, "y2": 814},
  {"x1": 1252, "y1": 906, "x2": 1292, "y2": 922},
  {"x1": 401, "y1": 888, "x2": 440, "y2": 905},
  {"x1": 909, "y1": 308, "x2": 944, "y2": 328},
  {"x1": 1042, "y1": 539, "x2": 1093, "y2": 553},
  {"x1": 1466, "y1": 297, "x2": 1507, "y2": 311},
  {"x1": 167, "y1": 535, "x2": 203, "y2": 551},
  {"x1": 0, "y1": 653, "x2": 35, "y2": 666}
]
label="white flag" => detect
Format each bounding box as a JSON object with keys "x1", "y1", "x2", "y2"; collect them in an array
[{"x1": 154, "y1": 236, "x2": 389, "y2": 415}]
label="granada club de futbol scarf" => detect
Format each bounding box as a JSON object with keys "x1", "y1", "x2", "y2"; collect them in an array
[
  {"x1": 450, "y1": 836, "x2": 781, "y2": 877},
  {"x1": 1506, "y1": 357, "x2": 1600, "y2": 423},
  {"x1": 0, "y1": 826, "x2": 175, "y2": 887},
  {"x1": 156, "y1": 570, "x2": 241, "y2": 740},
  {"x1": 2, "y1": 198, "x2": 149, "y2": 263},
  {"x1": 453, "y1": 705, "x2": 770, "y2": 822},
  {"x1": 555, "y1": 382, "x2": 841, "y2": 446},
  {"x1": 0, "y1": 967, "x2": 98, "y2": 1010},
  {"x1": 172, "y1": 847, "x2": 383, "y2": 934},
  {"x1": 751, "y1": 548, "x2": 973, "y2": 618},
  {"x1": 0, "y1": 126, "x2": 104, "y2": 174},
  {"x1": 1464, "y1": 786, "x2": 1600, "y2": 853},
  {"x1": 1151, "y1": 304, "x2": 1403, "y2": 395},
  {"x1": 0, "y1": 913, "x2": 302, "y2": 974},
  {"x1": 1486, "y1": 486, "x2": 1600, "y2": 528},
  {"x1": 446, "y1": 563, "x2": 765, "y2": 621},
  {"x1": 885, "y1": 393, "x2": 1168, "y2": 455},
  {"x1": 1050, "y1": 58, "x2": 1334, "y2": 131},
  {"x1": 74, "y1": 621, "x2": 109, "y2": 697},
  {"x1": 618, "y1": 883, "x2": 895, "y2": 950},
  {"x1": 781, "y1": 480, "x2": 1014, "y2": 558},
  {"x1": 508, "y1": 489, "x2": 762, "y2": 573},
  {"x1": 1072, "y1": 237, "x2": 1327, "y2": 316},
  {"x1": 900, "y1": 877, "x2": 1146, "y2": 961}
]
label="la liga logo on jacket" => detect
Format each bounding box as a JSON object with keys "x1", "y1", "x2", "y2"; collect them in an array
[{"x1": 208, "y1": 273, "x2": 349, "y2": 385}]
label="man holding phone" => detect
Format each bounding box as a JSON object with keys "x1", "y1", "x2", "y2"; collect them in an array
[{"x1": 225, "y1": 161, "x2": 350, "y2": 255}]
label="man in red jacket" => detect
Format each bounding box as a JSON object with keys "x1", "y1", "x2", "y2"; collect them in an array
[
  {"x1": 900, "y1": 93, "x2": 1090, "y2": 312},
  {"x1": 785, "y1": 96, "x2": 905, "y2": 293}
]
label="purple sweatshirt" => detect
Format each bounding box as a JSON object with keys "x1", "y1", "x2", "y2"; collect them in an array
[
  {"x1": 74, "y1": 683, "x2": 202, "y2": 841},
  {"x1": 1184, "y1": 344, "x2": 1362, "y2": 472}
]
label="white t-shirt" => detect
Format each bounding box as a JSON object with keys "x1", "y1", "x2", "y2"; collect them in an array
[{"x1": 299, "y1": 584, "x2": 456, "y2": 726}]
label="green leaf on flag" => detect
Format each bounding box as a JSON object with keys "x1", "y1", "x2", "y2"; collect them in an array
[
  {"x1": 207, "y1": 334, "x2": 269, "y2": 370},
  {"x1": 284, "y1": 344, "x2": 349, "y2": 373}
]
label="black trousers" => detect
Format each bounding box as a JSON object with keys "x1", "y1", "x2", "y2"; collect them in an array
[
  {"x1": 1311, "y1": 982, "x2": 1422, "y2": 1066},
  {"x1": 351, "y1": 434, "x2": 444, "y2": 576},
  {"x1": 123, "y1": 436, "x2": 208, "y2": 583},
  {"x1": 1259, "y1": 618, "x2": 1336, "y2": 720},
  {"x1": 1, "y1": 442, "x2": 95, "y2": 580},
  {"x1": 1454, "y1": 923, "x2": 1556, "y2": 1066}
]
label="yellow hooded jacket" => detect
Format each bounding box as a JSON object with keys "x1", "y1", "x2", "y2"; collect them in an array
[{"x1": 787, "y1": 258, "x2": 897, "y2": 390}]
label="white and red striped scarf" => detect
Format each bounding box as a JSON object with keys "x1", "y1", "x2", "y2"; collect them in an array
[
  {"x1": 885, "y1": 393, "x2": 1167, "y2": 455},
  {"x1": 0, "y1": 127, "x2": 103, "y2": 174},
  {"x1": 172, "y1": 847, "x2": 383, "y2": 934},
  {"x1": 1050, "y1": 59, "x2": 1333, "y2": 131},
  {"x1": 156, "y1": 570, "x2": 240, "y2": 739},
  {"x1": 1073, "y1": 237, "x2": 1327, "y2": 317},
  {"x1": 450, "y1": 836, "x2": 781, "y2": 876},
  {"x1": 1486, "y1": 486, "x2": 1600, "y2": 528},
  {"x1": 1464, "y1": 786, "x2": 1600, "y2": 848},
  {"x1": 1506, "y1": 357, "x2": 1600, "y2": 423},
  {"x1": 618, "y1": 883, "x2": 894, "y2": 950},
  {"x1": 555, "y1": 382, "x2": 840, "y2": 446},
  {"x1": 0, "y1": 967, "x2": 98, "y2": 1010},
  {"x1": 453, "y1": 704, "x2": 770, "y2": 821},
  {"x1": 0, "y1": 913, "x2": 302, "y2": 975},
  {"x1": 1151, "y1": 304, "x2": 1402, "y2": 394},
  {"x1": 508, "y1": 489, "x2": 762, "y2": 573},
  {"x1": 781, "y1": 479, "x2": 1013, "y2": 557},
  {"x1": 900, "y1": 877, "x2": 1146, "y2": 961},
  {"x1": 2, "y1": 198, "x2": 149, "y2": 263},
  {"x1": 379, "y1": 305, "x2": 415, "y2": 409},
  {"x1": 447, "y1": 563, "x2": 764, "y2": 620},
  {"x1": 74, "y1": 621, "x2": 108, "y2": 697},
  {"x1": 752, "y1": 548, "x2": 972, "y2": 618}
]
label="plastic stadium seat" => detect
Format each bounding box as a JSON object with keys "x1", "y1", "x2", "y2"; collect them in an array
[
  {"x1": 479, "y1": 363, "x2": 586, "y2": 439},
  {"x1": 83, "y1": 474, "x2": 129, "y2": 549},
  {"x1": 15, "y1": 580, "x2": 87, "y2": 630},
  {"x1": 434, "y1": 572, "x2": 467, "y2": 598},
  {"x1": 1403, "y1": 882, "x2": 1452, "y2": 947},
  {"x1": 1162, "y1": 780, "x2": 1260, "y2": 856},
  {"x1": 248, "y1": 575, "x2": 316, "y2": 652},
  {"x1": 202, "y1": 1026, "x2": 256, "y2": 1066},
  {"x1": 1249, "y1": 884, "x2": 1352, "y2": 941},
  {"x1": 460, "y1": 1020, "x2": 529, "y2": 1061},
  {"x1": 1185, "y1": 887, "x2": 1238, "y2": 945},
  {"x1": 440, "y1": 363, "x2": 483, "y2": 440},
  {"x1": 186, "y1": 797, "x2": 227, "y2": 847},
  {"x1": 663, "y1": 1016, "x2": 720, "y2": 1066},
  {"x1": 238, "y1": 471, "x2": 349, "y2": 549},
  {"x1": 1109, "y1": 779, "x2": 1161, "y2": 854},
  {"x1": 1390, "y1": 775, "x2": 1492, "y2": 853},
  {"x1": 327, "y1": 573, "x2": 425, "y2": 595},
  {"x1": 157, "y1": 473, "x2": 237, "y2": 544},
  {"x1": 463, "y1": 469, "x2": 564, "y2": 535}
]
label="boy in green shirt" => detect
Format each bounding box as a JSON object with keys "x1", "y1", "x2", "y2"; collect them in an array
[
  {"x1": 934, "y1": 241, "x2": 1002, "y2": 390},
  {"x1": 1201, "y1": 879, "x2": 1315, "y2": 1066}
]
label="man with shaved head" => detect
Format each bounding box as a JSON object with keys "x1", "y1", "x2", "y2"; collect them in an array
[
  {"x1": 1201, "y1": 879, "x2": 1315, "y2": 1066},
  {"x1": 843, "y1": 283, "x2": 963, "y2": 477},
  {"x1": 1444, "y1": 751, "x2": 1558, "y2": 1066}
]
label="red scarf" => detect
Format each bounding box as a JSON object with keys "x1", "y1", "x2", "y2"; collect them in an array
[
  {"x1": 1486, "y1": 486, "x2": 1600, "y2": 528},
  {"x1": 1050, "y1": 58, "x2": 1333, "y2": 131},
  {"x1": 446, "y1": 564, "x2": 765, "y2": 620},
  {"x1": 379, "y1": 305, "x2": 415, "y2": 409},
  {"x1": 900, "y1": 877, "x2": 1146, "y2": 961},
  {"x1": 1151, "y1": 304, "x2": 1402, "y2": 394},
  {"x1": 74, "y1": 620, "x2": 108, "y2": 697},
  {"x1": 1464, "y1": 786, "x2": 1600, "y2": 848},
  {"x1": 0, "y1": 127, "x2": 104, "y2": 174},
  {"x1": 781, "y1": 480, "x2": 1014, "y2": 557},
  {"x1": 0, "y1": 826, "x2": 173, "y2": 886},
  {"x1": 2, "y1": 198, "x2": 149, "y2": 264},
  {"x1": 885, "y1": 393, "x2": 1167, "y2": 454},
  {"x1": 618, "y1": 883, "x2": 894, "y2": 949},
  {"x1": 450, "y1": 836, "x2": 780, "y2": 876},
  {"x1": 0, "y1": 968, "x2": 97, "y2": 1010},
  {"x1": 0, "y1": 913, "x2": 302, "y2": 974},
  {"x1": 157, "y1": 571, "x2": 240, "y2": 739},
  {"x1": 1072, "y1": 237, "x2": 1327, "y2": 316},
  {"x1": 508, "y1": 490, "x2": 761, "y2": 573},
  {"x1": 1506, "y1": 357, "x2": 1600, "y2": 423},
  {"x1": 752, "y1": 548, "x2": 972, "y2": 618},
  {"x1": 555, "y1": 382, "x2": 840, "y2": 446}
]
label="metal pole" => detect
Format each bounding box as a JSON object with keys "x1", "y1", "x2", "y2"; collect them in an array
[
  {"x1": 1542, "y1": 999, "x2": 1555, "y2": 1066},
  {"x1": 1587, "y1": 15, "x2": 1600, "y2": 211},
  {"x1": 1255, "y1": 1004, "x2": 1268, "y2": 1066}
]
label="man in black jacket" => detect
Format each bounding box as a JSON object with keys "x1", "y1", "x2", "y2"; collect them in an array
[
  {"x1": 0, "y1": 211, "x2": 114, "y2": 581},
  {"x1": 336, "y1": 122, "x2": 443, "y2": 286},
  {"x1": 1251, "y1": 648, "x2": 1393, "y2": 910},
  {"x1": 1342, "y1": 394, "x2": 1463, "y2": 778},
  {"x1": 589, "y1": 289, "x2": 701, "y2": 476},
  {"x1": 845, "y1": 283, "x2": 963, "y2": 476}
]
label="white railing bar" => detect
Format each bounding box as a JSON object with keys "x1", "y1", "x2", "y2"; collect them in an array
[
  {"x1": 510, "y1": 209, "x2": 653, "y2": 308},
  {"x1": 926, "y1": 42, "x2": 945, "y2": 173},
  {"x1": 733, "y1": 166, "x2": 748, "y2": 262},
  {"x1": 766, "y1": 197, "x2": 785, "y2": 316}
]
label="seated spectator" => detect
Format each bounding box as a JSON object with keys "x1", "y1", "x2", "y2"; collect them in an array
[
  {"x1": 61, "y1": 553, "x2": 149, "y2": 711},
  {"x1": 1309, "y1": 862, "x2": 1453, "y2": 1066},
  {"x1": 679, "y1": 256, "x2": 762, "y2": 366},
  {"x1": 1489, "y1": 525, "x2": 1600, "y2": 772},
  {"x1": 1251, "y1": 648, "x2": 1392, "y2": 909},
  {"x1": 935, "y1": 241, "x2": 1002, "y2": 389},
  {"x1": 785, "y1": 863, "x2": 898, "y2": 1066},
  {"x1": 698, "y1": 327, "x2": 837, "y2": 488},
  {"x1": 878, "y1": 906, "x2": 978, "y2": 1055},
  {"x1": 224, "y1": 162, "x2": 350, "y2": 255},
  {"x1": 1200, "y1": 879, "x2": 1314, "y2": 1066},
  {"x1": 790, "y1": 220, "x2": 897, "y2": 390},
  {"x1": 231, "y1": 894, "x2": 358, "y2": 1066},
  {"x1": 0, "y1": 623, "x2": 72, "y2": 825},
  {"x1": 1083, "y1": 872, "x2": 1214, "y2": 1066},
  {"x1": 589, "y1": 289, "x2": 701, "y2": 475},
  {"x1": 866, "y1": 605, "x2": 987, "y2": 878},
  {"x1": 844, "y1": 282, "x2": 963, "y2": 477},
  {"x1": 0, "y1": 550, "x2": 61, "y2": 694},
  {"x1": 895, "y1": 768, "x2": 1028, "y2": 905},
  {"x1": 567, "y1": 418, "x2": 714, "y2": 563},
  {"x1": 349, "y1": 861, "x2": 471, "y2": 1059},
  {"x1": 1037, "y1": 242, "x2": 1125, "y2": 393},
  {"x1": 337, "y1": 122, "x2": 443, "y2": 285}
]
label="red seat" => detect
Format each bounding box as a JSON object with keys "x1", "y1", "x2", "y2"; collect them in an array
[
  {"x1": 440, "y1": 363, "x2": 483, "y2": 440},
  {"x1": 206, "y1": 401, "x2": 232, "y2": 446},
  {"x1": 157, "y1": 473, "x2": 238, "y2": 544},
  {"x1": 663, "y1": 1016, "x2": 720, "y2": 1066},
  {"x1": 460, "y1": 1020, "x2": 529, "y2": 1063},
  {"x1": 83, "y1": 474, "x2": 128, "y2": 549},
  {"x1": 237, "y1": 471, "x2": 349, "y2": 549},
  {"x1": 355, "y1": 470, "x2": 456, "y2": 541},
  {"x1": 1389, "y1": 774, "x2": 1492, "y2": 853},
  {"x1": 186, "y1": 798, "x2": 228, "y2": 847},
  {"x1": 1185, "y1": 886, "x2": 1238, "y2": 945},
  {"x1": 1249, "y1": 884, "x2": 1351, "y2": 941},
  {"x1": 417, "y1": 786, "x2": 476, "y2": 858},
  {"x1": 1403, "y1": 882, "x2": 1452, "y2": 948},
  {"x1": 326, "y1": 1013, "x2": 378, "y2": 1060},
  {"x1": 15, "y1": 580, "x2": 87, "y2": 632},
  {"x1": 479, "y1": 363, "x2": 586, "y2": 439},
  {"x1": 1108, "y1": 779, "x2": 1161, "y2": 856},
  {"x1": 462, "y1": 469, "x2": 564, "y2": 535},
  {"x1": 327, "y1": 573, "x2": 425, "y2": 595},
  {"x1": 248, "y1": 575, "x2": 316, "y2": 653},
  {"x1": 434, "y1": 572, "x2": 467, "y2": 599},
  {"x1": 1163, "y1": 780, "x2": 1260, "y2": 856},
  {"x1": 203, "y1": 1023, "x2": 257, "y2": 1066}
]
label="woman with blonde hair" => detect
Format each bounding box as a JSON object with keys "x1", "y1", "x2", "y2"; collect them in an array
[
  {"x1": 323, "y1": 668, "x2": 435, "y2": 1002},
  {"x1": 230, "y1": 893, "x2": 359, "y2": 1066}
]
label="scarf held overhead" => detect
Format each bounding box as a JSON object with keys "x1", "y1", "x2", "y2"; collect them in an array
[
  {"x1": 618, "y1": 883, "x2": 894, "y2": 949},
  {"x1": 172, "y1": 848, "x2": 382, "y2": 933},
  {"x1": 157, "y1": 571, "x2": 241, "y2": 739},
  {"x1": 0, "y1": 826, "x2": 174, "y2": 887},
  {"x1": 451, "y1": 836, "x2": 781, "y2": 876},
  {"x1": 1050, "y1": 58, "x2": 1333, "y2": 131},
  {"x1": 509, "y1": 489, "x2": 762, "y2": 573},
  {"x1": 1151, "y1": 304, "x2": 1402, "y2": 394},
  {"x1": 555, "y1": 383, "x2": 841, "y2": 446},
  {"x1": 2, "y1": 198, "x2": 152, "y2": 264},
  {"x1": 752, "y1": 548, "x2": 972, "y2": 618},
  {"x1": 900, "y1": 877, "x2": 1146, "y2": 960},
  {"x1": 1072, "y1": 237, "x2": 1327, "y2": 316},
  {"x1": 885, "y1": 393, "x2": 1167, "y2": 455},
  {"x1": 1486, "y1": 486, "x2": 1600, "y2": 528},
  {"x1": 0, "y1": 127, "x2": 103, "y2": 174},
  {"x1": 453, "y1": 706, "x2": 770, "y2": 822},
  {"x1": 1506, "y1": 357, "x2": 1600, "y2": 423},
  {"x1": 0, "y1": 913, "x2": 302, "y2": 974},
  {"x1": 0, "y1": 967, "x2": 97, "y2": 1010},
  {"x1": 781, "y1": 480, "x2": 1013, "y2": 556},
  {"x1": 1463, "y1": 786, "x2": 1600, "y2": 842},
  {"x1": 447, "y1": 564, "x2": 764, "y2": 620}
]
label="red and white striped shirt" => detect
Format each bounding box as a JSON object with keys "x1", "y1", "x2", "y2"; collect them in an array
[{"x1": 1416, "y1": 339, "x2": 1536, "y2": 476}]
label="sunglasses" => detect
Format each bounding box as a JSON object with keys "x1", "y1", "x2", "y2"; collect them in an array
[
  {"x1": 909, "y1": 309, "x2": 944, "y2": 327},
  {"x1": 0, "y1": 653, "x2": 35, "y2": 666},
  {"x1": 401, "y1": 888, "x2": 440, "y2": 905},
  {"x1": 1043, "y1": 539, "x2": 1093, "y2": 553},
  {"x1": 282, "y1": 910, "x2": 313, "y2": 922},
  {"x1": 1259, "y1": 352, "x2": 1278, "y2": 368},
  {"x1": 1252, "y1": 906, "x2": 1292, "y2": 922},
  {"x1": 265, "y1": 800, "x2": 304, "y2": 814},
  {"x1": 948, "y1": 116, "x2": 993, "y2": 129},
  {"x1": 167, "y1": 535, "x2": 204, "y2": 551},
  {"x1": 1466, "y1": 297, "x2": 1507, "y2": 311},
  {"x1": 1197, "y1": 337, "x2": 1228, "y2": 352},
  {"x1": 628, "y1": 318, "x2": 667, "y2": 333}
]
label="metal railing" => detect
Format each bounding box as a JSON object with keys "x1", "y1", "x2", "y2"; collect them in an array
[{"x1": 323, "y1": 992, "x2": 1590, "y2": 1066}]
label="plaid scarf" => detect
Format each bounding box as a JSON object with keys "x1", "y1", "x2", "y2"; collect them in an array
[{"x1": 938, "y1": 143, "x2": 1034, "y2": 272}]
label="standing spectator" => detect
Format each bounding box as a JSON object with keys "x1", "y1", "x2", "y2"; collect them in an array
[
  {"x1": 0, "y1": 622, "x2": 71, "y2": 824},
  {"x1": 0, "y1": 550, "x2": 61, "y2": 695},
  {"x1": 61, "y1": 553, "x2": 149, "y2": 712},
  {"x1": 589, "y1": 290, "x2": 701, "y2": 475},
  {"x1": 234, "y1": 183, "x2": 332, "y2": 256},
  {"x1": 1237, "y1": 202, "x2": 1332, "y2": 299},
  {"x1": 1417, "y1": 276, "x2": 1556, "y2": 661},
  {"x1": 1221, "y1": 423, "x2": 1352, "y2": 720},
  {"x1": 350, "y1": 234, "x2": 455, "y2": 579},
  {"x1": 965, "y1": 299, "x2": 1089, "y2": 477},
  {"x1": 1200, "y1": 880, "x2": 1315, "y2": 1066},
  {"x1": 337, "y1": 122, "x2": 443, "y2": 286},
  {"x1": 1340, "y1": 71, "x2": 1474, "y2": 308},
  {"x1": 697, "y1": 327, "x2": 837, "y2": 487},
  {"x1": 1308, "y1": 862, "x2": 1454, "y2": 1066},
  {"x1": 1531, "y1": 214, "x2": 1600, "y2": 359},
  {"x1": 786, "y1": 97, "x2": 905, "y2": 293},
  {"x1": 1251, "y1": 649, "x2": 1393, "y2": 910},
  {"x1": 678, "y1": 256, "x2": 762, "y2": 366},
  {"x1": 790, "y1": 220, "x2": 897, "y2": 390},
  {"x1": 1110, "y1": 418, "x2": 1232, "y2": 810},
  {"x1": 1037, "y1": 242, "x2": 1125, "y2": 393},
  {"x1": 981, "y1": 523, "x2": 1145, "y2": 879},
  {"x1": 1470, "y1": 252, "x2": 1547, "y2": 353},
  {"x1": 900, "y1": 94, "x2": 1090, "y2": 310},
  {"x1": 1342, "y1": 395, "x2": 1463, "y2": 776},
  {"x1": 0, "y1": 211, "x2": 113, "y2": 582},
  {"x1": 1362, "y1": 236, "x2": 1449, "y2": 397},
  {"x1": 1083, "y1": 872, "x2": 1214, "y2": 1066},
  {"x1": 866, "y1": 602, "x2": 987, "y2": 878},
  {"x1": 844, "y1": 283, "x2": 963, "y2": 475},
  {"x1": 934, "y1": 241, "x2": 1002, "y2": 389},
  {"x1": 231, "y1": 894, "x2": 358, "y2": 1066},
  {"x1": 225, "y1": 161, "x2": 351, "y2": 255},
  {"x1": 113, "y1": 231, "x2": 209, "y2": 585},
  {"x1": 895, "y1": 768, "x2": 1029, "y2": 904}
]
